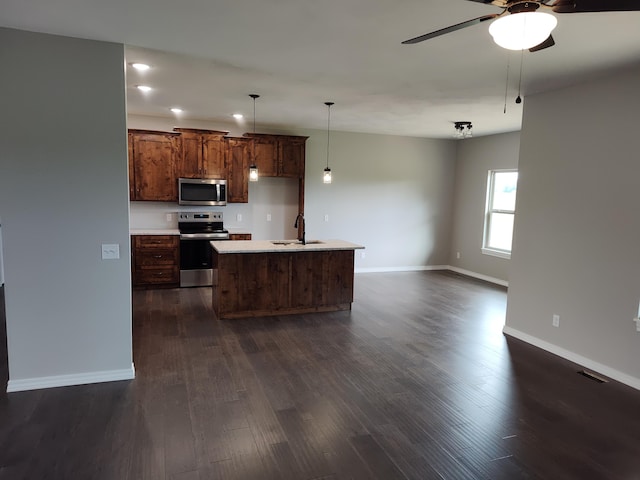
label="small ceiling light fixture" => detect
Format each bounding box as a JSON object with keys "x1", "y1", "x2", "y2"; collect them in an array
[
  {"x1": 131, "y1": 63, "x2": 150, "y2": 71},
  {"x1": 233, "y1": 113, "x2": 244, "y2": 120},
  {"x1": 249, "y1": 94, "x2": 260, "y2": 182},
  {"x1": 170, "y1": 107, "x2": 183, "y2": 114},
  {"x1": 454, "y1": 121, "x2": 473, "y2": 139},
  {"x1": 323, "y1": 101, "x2": 334, "y2": 184},
  {"x1": 136, "y1": 85, "x2": 152, "y2": 93},
  {"x1": 489, "y1": 10, "x2": 557, "y2": 50}
]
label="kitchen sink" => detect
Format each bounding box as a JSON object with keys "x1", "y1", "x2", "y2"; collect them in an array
[{"x1": 271, "y1": 240, "x2": 324, "y2": 246}]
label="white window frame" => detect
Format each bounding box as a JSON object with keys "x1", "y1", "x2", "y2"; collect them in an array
[{"x1": 482, "y1": 169, "x2": 517, "y2": 259}]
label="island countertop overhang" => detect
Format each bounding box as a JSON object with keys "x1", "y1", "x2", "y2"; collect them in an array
[{"x1": 211, "y1": 239, "x2": 364, "y2": 254}]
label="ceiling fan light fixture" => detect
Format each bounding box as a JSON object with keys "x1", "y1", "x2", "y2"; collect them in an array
[{"x1": 489, "y1": 12, "x2": 557, "y2": 50}]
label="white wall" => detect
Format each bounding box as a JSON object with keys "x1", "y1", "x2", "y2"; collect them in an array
[
  {"x1": 449, "y1": 132, "x2": 520, "y2": 283},
  {"x1": 0, "y1": 28, "x2": 133, "y2": 391},
  {"x1": 128, "y1": 114, "x2": 458, "y2": 270},
  {"x1": 505, "y1": 64, "x2": 640, "y2": 388}
]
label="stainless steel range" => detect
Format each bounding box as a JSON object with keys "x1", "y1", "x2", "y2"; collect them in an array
[{"x1": 178, "y1": 211, "x2": 229, "y2": 287}]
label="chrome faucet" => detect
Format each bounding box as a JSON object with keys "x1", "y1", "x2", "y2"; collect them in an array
[{"x1": 294, "y1": 213, "x2": 306, "y2": 245}]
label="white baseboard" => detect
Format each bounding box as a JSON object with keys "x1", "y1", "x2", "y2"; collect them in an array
[
  {"x1": 355, "y1": 265, "x2": 448, "y2": 274},
  {"x1": 6, "y1": 363, "x2": 136, "y2": 393},
  {"x1": 354, "y1": 265, "x2": 508, "y2": 289},
  {"x1": 503, "y1": 326, "x2": 640, "y2": 391},
  {"x1": 446, "y1": 266, "x2": 509, "y2": 287}
]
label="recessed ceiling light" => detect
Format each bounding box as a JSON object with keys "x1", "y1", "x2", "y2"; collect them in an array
[
  {"x1": 131, "y1": 63, "x2": 150, "y2": 71},
  {"x1": 233, "y1": 113, "x2": 243, "y2": 120},
  {"x1": 136, "y1": 85, "x2": 152, "y2": 92},
  {"x1": 170, "y1": 108, "x2": 183, "y2": 114}
]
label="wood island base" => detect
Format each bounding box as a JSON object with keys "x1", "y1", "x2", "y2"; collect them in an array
[{"x1": 212, "y1": 248, "x2": 357, "y2": 320}]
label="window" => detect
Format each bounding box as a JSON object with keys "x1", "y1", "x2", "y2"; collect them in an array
[{"x1": 483, "y1": 169, "x2": 518, "y2": 259}]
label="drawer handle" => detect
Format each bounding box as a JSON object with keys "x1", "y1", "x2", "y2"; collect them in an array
[
  {"x1": 152, "y1": 255, "x2": 164, "y2": 259},
  {"x1": 152, "y1": 272, "x2": 166, "y2": 277}
]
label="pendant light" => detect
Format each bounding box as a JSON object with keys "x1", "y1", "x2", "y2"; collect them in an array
[
  {"x1": 249, "y1": 94, "x2": 260, "y2": 182},
  {"x1": 323, "y1": 101, "x2": 334, "y2": 184}
]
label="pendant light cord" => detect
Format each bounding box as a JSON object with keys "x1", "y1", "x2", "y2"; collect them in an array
[
  {"x1": 325, "y1": 102, "x2": 334, "y2": 170},
  {"x1": 249, "y1": 94, "x2": 259, "y2": 133}
]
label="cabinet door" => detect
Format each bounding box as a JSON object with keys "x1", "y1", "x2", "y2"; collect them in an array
[
  {"x1": 279, "y1": 137, "x2": 306, "y2": 178},
  {"x1": 226, "y1": 138, "x2": 251, "y2": 203},
  {"x1": 202, "y1": 134, "x2": 227, "y2": 178},
  {"x1": 252, "y1": 136, "x2": 278, "y2": 177},
  {"x1": 176, "y1": 131, "x2": 203, "y2": 178},
  {"x1": 130, "y1": 132, "x2": 179, "y2": 201}
]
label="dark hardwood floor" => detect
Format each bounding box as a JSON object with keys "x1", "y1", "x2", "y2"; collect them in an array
[{"x1": 2, "y1": 271, "x2": 640, "y2": 479}]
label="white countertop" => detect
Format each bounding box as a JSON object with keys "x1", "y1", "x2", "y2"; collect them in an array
[
  {"x1": 211, "y1": 239, "x2": 364, "y2": 254},
  {"x1": 130, "y1": 229, "x2": 180, "y2": 235}
]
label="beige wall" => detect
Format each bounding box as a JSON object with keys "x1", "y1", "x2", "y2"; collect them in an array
[
  {"x1": 505, "y1": 64, "x2": 640, "y2": 388},
  {"x1": 449, "y1": 132, "x2": 520, "y2": 283},
  {"x1": 0, "y1": 28, "x2": 133, "y2": 391}
]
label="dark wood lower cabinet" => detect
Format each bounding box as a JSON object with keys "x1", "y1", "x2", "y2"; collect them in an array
[
  {"x1": 212, "y1": 249, "x2": 355, "y2": 319},
  {"x1": 131, "y1": 235, "x2": 179, "y2": 288}
]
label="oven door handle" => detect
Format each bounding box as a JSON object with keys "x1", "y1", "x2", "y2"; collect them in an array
[{"x1": 180, "y1": 233, "x2": 229, "y2": 240}]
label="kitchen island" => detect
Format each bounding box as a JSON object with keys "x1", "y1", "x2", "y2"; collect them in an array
[{"x1": 211, "y1": 239, "x2": 364, "y2": 319}]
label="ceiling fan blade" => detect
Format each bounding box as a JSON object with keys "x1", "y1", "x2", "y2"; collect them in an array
[
  {"x1": 402, "y1": 14, "x2": 499, "y2": 44},
  {"x1": 551, "y1": 0, "x2": 640, "y2": 13},
  {"x1": 529, "y1": 34, "x2": 555, "y2": 52},
  {"x1": 464, "y1": 0, "x2": 510, "y2": 6}
]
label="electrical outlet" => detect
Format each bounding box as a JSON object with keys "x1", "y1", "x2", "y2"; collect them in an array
[
  {"x1": 552, "y1": 314, "x2": 560, "y2": 328},
  {"x1": 324, "y1": 214, "x2": 329, "y2": 222},
  {"x1": 237, "y1": 214, "x2": 242, "y2": 222},
  {"x1": 101, "y1": 244, "x2": 120, "y2": 260},
  {"x1": 456, "y1": 251, "x2": 461, "y2": 259},
  {"x1": 361, "y1": 251, "x2": 366, "y2": 259},
  {"x1": 166, "y1": 213, "x2": 172, "y2": 222},
  {"x1": 267, "y1": 213, "x2": 272, "y2": 222}
]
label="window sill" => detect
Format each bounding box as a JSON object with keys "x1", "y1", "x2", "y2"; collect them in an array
[{"x1": 482, "y1": 248, "x2": 511, "y2": 260}]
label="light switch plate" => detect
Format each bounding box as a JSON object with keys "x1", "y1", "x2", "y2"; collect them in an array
[{"x1": 101, "y1": 244, "x2": 120, "y2": 260}]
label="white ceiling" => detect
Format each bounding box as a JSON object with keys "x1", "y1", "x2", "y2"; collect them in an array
[{"x1": 2, "y1": 0, "x2": 640, "y2": 138}]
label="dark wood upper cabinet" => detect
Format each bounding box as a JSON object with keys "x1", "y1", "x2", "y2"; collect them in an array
[
  {"x1": 250, "y1": 135, "x2": 279, "y2": 177},
  {"x1": 128, "y1": 129, "x2": 180, "y2": 201},
  {"x1": 225, "y1": 137, "x2": 252, "y2": 203},
  {"x1": 173, "y1": 128, "x2": 228, "y2": 179},
  {"x1": 279, "y1": 136, "x2": 307, "y2": 178},
  {"x1": 127, "y1": 128, "x2": 306, "y2": 206},
  {"x1": 243, "y1": 133, "x2": 307, "y2": 178}
]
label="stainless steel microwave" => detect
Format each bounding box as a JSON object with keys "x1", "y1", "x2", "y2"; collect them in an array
[{"x1": 178, "y1": 178, "x2": 227, "y2": 206}]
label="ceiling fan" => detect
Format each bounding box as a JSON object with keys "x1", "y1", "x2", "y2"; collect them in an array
[{"x1": 402, "y1": 0, "x2": 640, "y2": 52}]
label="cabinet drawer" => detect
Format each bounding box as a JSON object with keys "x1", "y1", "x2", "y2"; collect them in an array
[
  {"x1": 134, "y1": 266, "x2": 179, "y2": 285},
  {"x1": 229, "y1": 234, "x2": 252, "y2": 240},
  {"x1": 133, "y1": 235, "x2": 178, "y2": 249},
  {"x1": 135, "y1": 249, "x2": 177, "y2": 266}
]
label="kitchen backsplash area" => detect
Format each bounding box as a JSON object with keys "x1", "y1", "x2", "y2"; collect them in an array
[{"x1": 129, "y1": 177, "x2": 299, "y2": 240}]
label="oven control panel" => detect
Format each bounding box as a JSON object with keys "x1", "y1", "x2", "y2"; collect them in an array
[{"x1": 178, "y1": 212, "x2": 223, "y2": 223}]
